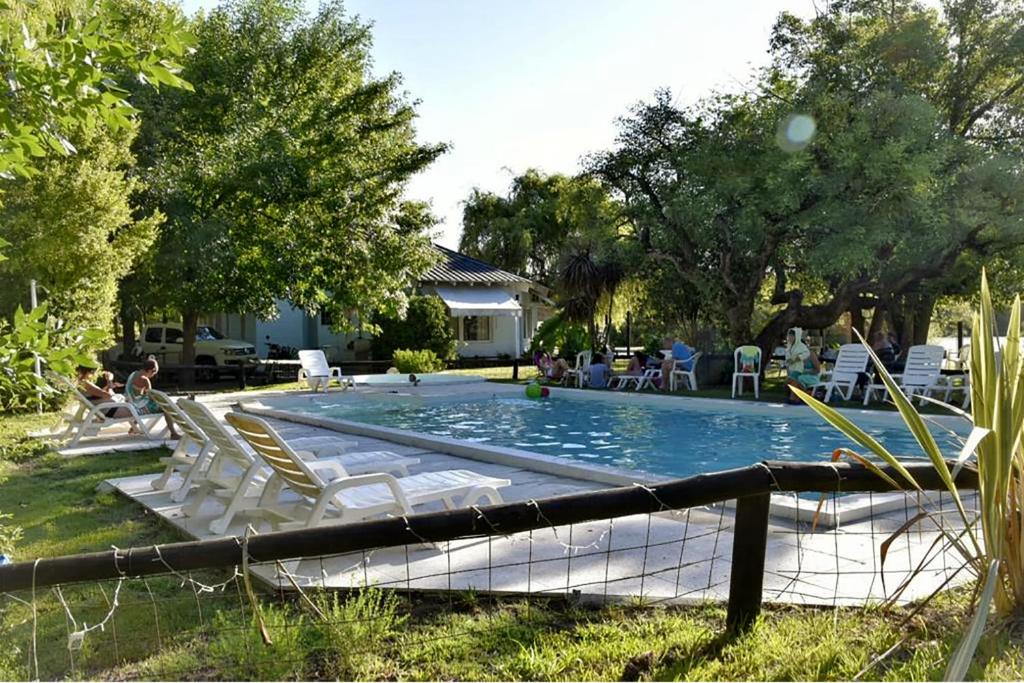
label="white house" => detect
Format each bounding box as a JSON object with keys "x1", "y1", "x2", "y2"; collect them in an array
[{"x1": 203, "y1": 245, "x2": 555, "y2": 361}]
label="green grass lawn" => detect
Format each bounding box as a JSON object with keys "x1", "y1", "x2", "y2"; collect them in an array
[{"x1": 0, "y1": 408, "x2": 1019, "y2": 680}]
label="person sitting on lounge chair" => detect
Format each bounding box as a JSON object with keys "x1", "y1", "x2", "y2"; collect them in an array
[
  {"x1": 76, "y1": 365, "x2": 130, "y2": 418},
  {"x1": 784, "y1": 330, "x2": 821, "y2": 404},
  {"x1": 660, "y1": 337, "x2": 694, "y2": 392},
  {"x1": 587, "y1": 353, "x2": 611, "y2": 389},
  {"x1": 621, "y1": 350, "x2": 647, "y2": 377},
  {"x1": 125, "y1": 358, "x2": 179, "y2": 438}
]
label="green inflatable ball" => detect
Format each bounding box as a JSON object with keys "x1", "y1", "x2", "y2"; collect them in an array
[{"x1": 525, "y1": 383, "x2": 542, "y2": 399}]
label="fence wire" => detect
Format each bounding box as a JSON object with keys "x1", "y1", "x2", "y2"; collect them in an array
[{"x1": 0, "y1": 482, "x2": 978, "y2": 681}]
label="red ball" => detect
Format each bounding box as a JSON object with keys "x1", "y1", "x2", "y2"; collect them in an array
[{"x1": 540, "y1": 387, "x2": 550, "y2": 398}]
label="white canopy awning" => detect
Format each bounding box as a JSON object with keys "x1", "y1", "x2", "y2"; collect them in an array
[{"x1": 433, "y1": 286, "x2": 522, "y2": 317}]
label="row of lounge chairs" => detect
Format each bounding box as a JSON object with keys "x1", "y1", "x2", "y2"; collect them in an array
[
  {"x1": 736, "y1": 343, "x2": 968, "y2": 407},
  {"x1": 150, "y1": 391, "x2": 510, "y2": 534}
]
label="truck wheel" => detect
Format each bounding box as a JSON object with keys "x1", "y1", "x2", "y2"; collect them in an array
[{"x1": 195, "y1": 357, "x2": 218, "y2": 383}]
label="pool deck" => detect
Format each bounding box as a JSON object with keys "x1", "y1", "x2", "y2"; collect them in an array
[{"x1": 98, "y1": 385, "x2": 976, "y2": 608}]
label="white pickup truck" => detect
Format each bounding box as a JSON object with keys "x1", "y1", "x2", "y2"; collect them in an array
[{"x1": 133, "y1": 324, "x2": 258, "y2": 380}]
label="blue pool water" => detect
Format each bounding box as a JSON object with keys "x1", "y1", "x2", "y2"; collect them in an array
[{"x1": 293, "y1": 395, "x2": 963, "y2": 480}]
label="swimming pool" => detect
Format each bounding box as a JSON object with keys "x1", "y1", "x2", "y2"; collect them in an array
[
  {"x1": 283, "y1": 391, "x2": 964, "y2": 480},
  {"x1": 351, "y1": 373, "x2": 486, "y2": 386}
]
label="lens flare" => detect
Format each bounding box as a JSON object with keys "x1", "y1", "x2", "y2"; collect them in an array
[{"x1": 776, "y1": 114, "x2": 816, "y2": 152}]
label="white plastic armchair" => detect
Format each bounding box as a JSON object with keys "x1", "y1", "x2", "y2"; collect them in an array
[
  {"x1": 670, "y1": 352, "x2": 703, "y2": 391},
  {"x1": 731, "y1": 346, "x2": 761, "y2": 399},
  {"x1": 298, "y1": 349, "x2": 350, "y2": 392},
  {"x1": 563, "y1": 350, "x2": 592, "y2": 388}
]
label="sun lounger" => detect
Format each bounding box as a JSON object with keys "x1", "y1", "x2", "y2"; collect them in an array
[
  {"x1": 863, "y1": 344, "x2": 947, "y2": 406},
  {"x1": 47, "y1": 371, "x2": 163, "y2": 447},
  {"x1": 178, "y1": 400, "x2": 420, "y2": 534},
  {"x1": 816, "y1": 344, "x2": 871, "y2": 402},
  {"x1": 225, "y1": 411, "x2": 510, "y2": 529}
]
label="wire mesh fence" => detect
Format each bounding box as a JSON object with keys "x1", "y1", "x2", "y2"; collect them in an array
[{"x1": 0, "y1": 461, "x2": 980, "y2": 680}]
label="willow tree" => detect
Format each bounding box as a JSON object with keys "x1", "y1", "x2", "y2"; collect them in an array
[{"x1": 127, "y1": 0, "x2": 446, "y2": 370}]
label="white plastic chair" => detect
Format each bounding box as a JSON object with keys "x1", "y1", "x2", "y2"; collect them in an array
[
  {"x1": 298, "y1": 349, "x2": 350, "y2": 392},
  {"x1": 863, "y1": 344, "x2": 946, "y2": 406},
  {"x1": 225, "y1": 412, "x2": 511, "y2": 530},
  {"x1": 670, "y1": 351, "x2": 703, "y2": 391},
  {"x1": 731, "y1": 346, "x2": 761, "y2": 399},
  {"x1": 563, "y1": 350, "x2": 592, "y2": 388},
  {"x1": 819, "y1": 344, "x2": 871, "y2": 402}
]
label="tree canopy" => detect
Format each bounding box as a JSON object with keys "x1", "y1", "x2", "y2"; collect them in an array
[{"x1": 124, "y1": 0, "x2": 447, "y2": 365}]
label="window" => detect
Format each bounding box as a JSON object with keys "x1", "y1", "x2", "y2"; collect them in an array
[
  {"x1": 165, "y1": 328, "x2": 184, "y2": 344},
  {"x1": 196, "y1": 326, "x2": 224, "y2": 341},
  {"x1": 320, "y1": 310, "x2": 333, "y2": 327},
  {"x1": 462, "y1": 316, "x2": 491, "y2": 342},
  {"x1": 144, "y1": 327, "x2": 163, "y2": 343}
]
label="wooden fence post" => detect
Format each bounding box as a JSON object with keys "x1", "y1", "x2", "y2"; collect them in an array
[{"x1": 725, "y1": 492, "x2": 771, "y2": 632}]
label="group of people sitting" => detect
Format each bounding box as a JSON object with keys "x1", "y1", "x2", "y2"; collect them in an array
[
  {"x1": 75, "y1": 358, "x2": 180, "y2": 438},
  {"x1": 534, "y1": 336, "x2": 696, "y2": 391}
]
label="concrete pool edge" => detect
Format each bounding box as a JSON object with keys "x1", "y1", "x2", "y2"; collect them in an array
[{"x1": 237, "y1": 393, "x2": 950, "y2": 528}]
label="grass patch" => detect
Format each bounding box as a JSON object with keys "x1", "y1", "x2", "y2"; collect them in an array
[{"x1": 0, "y1": 410, "x2": 1020, "y2": 680}]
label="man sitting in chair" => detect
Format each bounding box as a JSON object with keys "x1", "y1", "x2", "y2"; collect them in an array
[
  {"x1": 660, "y1": 337, "x2": 694, "y2": 392},
  {"x1": 785, "y1": 328, "x2": 821, "y2": 404}
]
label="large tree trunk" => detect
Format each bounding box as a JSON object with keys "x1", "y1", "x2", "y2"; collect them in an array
[
  {"x1": 725, "y1": 298, "x2": 754, "y2": 349},
  {"x1": 849, "y1": 308, "x2": 865, "y2": 342},
  {"x1": 910, "y1": 294, "x2": 936, "y2": 346},
  {"x1": 182, "y1": 309, "x2": 199, "y2": 386}
]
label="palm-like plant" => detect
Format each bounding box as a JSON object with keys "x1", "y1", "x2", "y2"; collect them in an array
[{"x1": 795, "y1": 272, "x2": 1023, "y2": 680}]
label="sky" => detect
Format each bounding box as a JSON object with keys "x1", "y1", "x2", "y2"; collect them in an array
[{"x1": 179, "y1": 0, "x2": 819, "y2": 248}]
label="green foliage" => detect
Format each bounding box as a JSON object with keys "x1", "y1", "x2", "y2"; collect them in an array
[
  {"x1": 0, "y1": 120, "x2": 160, "y2": 336},
  {"x1": 529, "y1": 313, "x2": 589, "y2": 360},
  {"x1": 310, "y1": 587, "x2": 407, "y2": 679},
  {"x1": 795, "y1": 272, "x2": 1024, "y2": 677},
  {"x1": 207, "y1": 605, "x2": 308, "y2": 681},
  {"x1": 126, "y1": 0, "x2": 446, "y2": 357},
  {"x1": 460, "y1": 170, "x2": 622, "y2": 286},
  {"x1": 392, "y1": 348, "x2": 445, "y2": 374},
  {"x1": 372, "y1": 294, "x2": 456, "y2": 362},
  {"x1": 0, "y1": 0, "x2": 194, "y2": 180},
  {"x1": 0, "y1": 304, "x2": 105, "y2": 413}
]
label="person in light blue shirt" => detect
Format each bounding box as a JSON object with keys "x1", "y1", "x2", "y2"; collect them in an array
[
  {"x1": 588, "y1": 353, "x2": 611, "y2": 389},
  {"x1": 660, "y1": 337, "x2": 695, "y2": 391}
]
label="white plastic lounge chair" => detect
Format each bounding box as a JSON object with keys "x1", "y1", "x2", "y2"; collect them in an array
[
  {"x1": 563, "y1": 350, "x2": 592, "y2": 388},
  {"x1": 47, "y1": 371, "x2": 162, "y2": 447},
  {"x1": 610, "y1": 372, "x2": 642, "y2": 390},
  {"x1": 225, "y1": 411, "x2": 510, "y2": 529},
  {"x1": 731, "y1": 346, "x2": 761, "y2": 399},
  {"x1": 298, "y1": 349, "x2": 351, "y2": 392},
  {"x1": 670, "y1": 351, "x2": 703, "y2": 391},
  {"x1": 150, "y1": 391, "x2": 362, "y2": 502},
  {"x1": 149, "y1": 390, "x2": 215, "y2": 493},
  {"x1": 818, "y1": 344, "x2": 871, "y2": 402},
  {"x1": 634, "y1": 367, "x2": 662, "y2": 391},
  {"x1": 863, "y1": 344, "x2": 946, "y2": 406},
  {"x1": 178, "y1": 400, "x2": 420, "y2": 534}
]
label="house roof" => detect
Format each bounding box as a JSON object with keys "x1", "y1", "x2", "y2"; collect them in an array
[{"x1": 420, "y1": 244, "x2": 535, "y2": 287}]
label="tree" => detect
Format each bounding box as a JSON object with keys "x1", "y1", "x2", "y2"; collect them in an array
[
  {"x1": 0, "y1": 0, "x2": 193, "y2": 181},
  {"x1": 768, "y1": 0, "x2": 1024, "y2": 342},
  {"x1": 371, "y1": 295, "x2": 456, "y2": 362},
  {"x1": 459, "y1": 170, "x2": 621, "y2": 286},
  {"x1": 126, "y1": 0, "x2": 446, "y2": 373},
  {"x1": 0, "y1": 120, "x2": 159, "y2": 341}
]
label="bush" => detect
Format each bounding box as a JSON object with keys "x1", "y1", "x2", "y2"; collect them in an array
[
  {"x1": 393, "y1": 348, "x2": 445, "y2": 374},
  {"x1": 0, "y1": 304, "x2": 105, "y2": 413},
  {"x1": 529, "y1": 312, "x2": 590, "y2": 360},
  {"x1": 372, "y1": 295, "x2": 456, "y2": 361}
]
